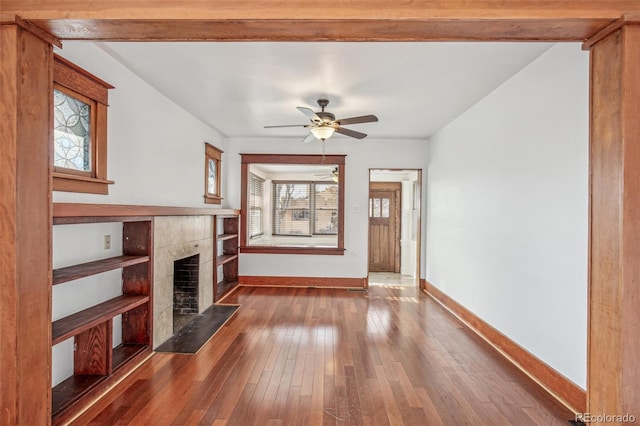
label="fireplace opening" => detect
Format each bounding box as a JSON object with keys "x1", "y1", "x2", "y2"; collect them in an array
[{"x1": 173, "y1": 254, "x2": 199, "y2": 333}]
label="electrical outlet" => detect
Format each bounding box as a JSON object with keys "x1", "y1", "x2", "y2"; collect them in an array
[{"x1": 104, "y1": 234, "x2": 111, "y2": 250}]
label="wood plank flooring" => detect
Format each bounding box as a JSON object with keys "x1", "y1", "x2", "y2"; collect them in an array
[{"x1": 71, "y1": 283, "x2": 574, "y2": 425}]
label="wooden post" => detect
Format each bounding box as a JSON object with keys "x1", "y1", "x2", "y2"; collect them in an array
[
  {"x1": 0, "y1": 23, "x2": 53, "y2": 424},
  {"x1": 585, "y1": 17, "x2": 640, "y2": 423}
]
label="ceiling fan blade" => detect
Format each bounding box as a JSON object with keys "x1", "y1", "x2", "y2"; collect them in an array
[
  {"x1": 264, "y1": 124, "x2": 310, "y2": 128},
  {"x1": 335, "y1": 127, "x2": 367, "y2": 139},
  {"x1": 336, "y1": 114, "x2": 378, "y2": 126},
  {"x1": 297, "y1": 107, "x2": 322, "y2": 122},
  {"x1": 301, "y1": 132, "x2": 316, "y2": 144}
]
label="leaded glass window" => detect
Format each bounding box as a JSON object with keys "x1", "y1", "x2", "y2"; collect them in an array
[
  {"x1": 53, "y1": 88, "x2": 91, "y2": 172},
  {"x1": 207, "y1": 158, "x2": 217, "y2": 195}
]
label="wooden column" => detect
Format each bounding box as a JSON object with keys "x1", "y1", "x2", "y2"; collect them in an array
[
  {"x1": 0, "y1": 23, "x2": 53, "y2": 424},
  {"x1": 586, "y1": 17, "x2": 640, "y2": 423}
]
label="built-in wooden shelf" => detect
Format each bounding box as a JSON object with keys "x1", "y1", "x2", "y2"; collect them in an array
[
  {"x1": 53, "y1": 255, "x2": 149, "y2": 285},
  {"x1": 216, "y1": 254, "x2": 238, "y2": 267},
  {"x1": 112, "y1": 343, "x2": 148, "y2": 371},
  {"x1": 51, "y1": 216, "x2": 153, "y2": 425},
  {"x1": 52, "y1": 295, "x2": 149, "y2": 345},
  {"x1": 213, "y1": 215, "x2": 240, "y2": 302},
  {"x1": 217, "y1": 279, "x2": 239, "y2": 299},
  {"x1": 52, "y1": 374, "x2": 105, "y2": 418}
]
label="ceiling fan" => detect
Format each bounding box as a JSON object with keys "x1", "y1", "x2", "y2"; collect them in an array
[
  {"x1": 265, "y1": 99, "x2": 378, "y2": 143},
  {"x1": 315, "y1": 166, "x2": 339, "y2": 182}
]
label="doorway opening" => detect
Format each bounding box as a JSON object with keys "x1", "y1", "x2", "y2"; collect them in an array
[{"x1": 368, "y1": 169, "x2": 421, "y2": 287}]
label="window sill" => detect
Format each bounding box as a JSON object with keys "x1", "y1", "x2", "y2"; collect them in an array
[
  {"x1": 53, "y1": 173, "x2": 114, "y2": 195},
  {"x1": 204, "y1": 195, "x2": 222, "y2": 205},
  {"x1": 240, "y1": 246, "x2": 345, "y2": 255}
]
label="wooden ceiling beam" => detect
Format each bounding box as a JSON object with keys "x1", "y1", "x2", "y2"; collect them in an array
[{"x1": 2, "y1": 1, "x2": 640, "y2": 41}]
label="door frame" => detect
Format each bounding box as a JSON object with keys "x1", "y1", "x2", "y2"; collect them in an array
[
  {"x1": 367, "y1": 169, "x2": 422, "y2": 286},
  {"x1": 368, "y1": 181, "x2": 402, "y2": 273}
]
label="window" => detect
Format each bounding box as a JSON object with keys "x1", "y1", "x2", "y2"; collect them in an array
[
  {"x1": 53, "y1": 55, "x2": 114, "y2": 194},
  {"x1": 249, "y1": 173, "x2": 264, "y2": 238},
  {"x1": 240, "y1": 154, "x2": 345, "y2": 255},
  {"x1": 204, "y1": 143, "x2": 223, "y2": 204},
  {"x1": 272, "y1": 182, "x2": 338, "y2": 235},
  {"x1": 369, "y1": 197, "x2": 390, "y2": 218}
]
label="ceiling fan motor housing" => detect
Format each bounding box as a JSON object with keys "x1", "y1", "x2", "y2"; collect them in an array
[{"x1": 316, "y1": 111, "x2": 336, "y2": 123}]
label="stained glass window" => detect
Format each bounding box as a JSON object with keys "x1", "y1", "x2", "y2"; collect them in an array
[
  {"x1": 208, "y1": 159, "x2": 217, "y2": 195},
  {"x1": 53, "y1": 89, "x2": 91, "y2": 172}
]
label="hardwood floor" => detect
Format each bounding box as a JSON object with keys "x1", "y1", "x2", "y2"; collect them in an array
[{"x1": 72, "y1": 284, "x2": 574, "y2": 425}]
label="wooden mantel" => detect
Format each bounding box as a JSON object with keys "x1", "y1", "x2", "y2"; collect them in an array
[
  {"x1": 1, "y1": 1, "x2": 640, "y2": 41},
  {"x1": 53, "y1": 203, "x2": 240, "y2": 219}
]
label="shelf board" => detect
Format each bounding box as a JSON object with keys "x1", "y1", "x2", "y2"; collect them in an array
[
  {"x1": 112, "y1": 343, "x2": 148, "y2": 372},
  {"x1": 52, "y1": 374, "x2": 105, "y2": 418},
  {"x1": 52, "y1": 295, "x2": 149, "y2": 345},
  {"x1": 217, "y1": 279, "x2": 239, "y2": 300},
  {"x1": 53, "y1": 255, "x2": 149, "y2": 285},
  {"x1": 217, "y1": 233, "x2": 238, "y2": 241},
  {"x1": 216, "y1": 253, "x2": 238, "y2": 266}
]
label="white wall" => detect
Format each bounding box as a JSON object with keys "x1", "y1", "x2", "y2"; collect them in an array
[
  {"x1": 53, "y1": 42, "x2": 227, "y2": 207},
  {"x1": 225, "y1": 138, "x2": 428, "y2": 278},
  {"x1": 425, "y1": 43, "x2": 588, "y2": 387}
]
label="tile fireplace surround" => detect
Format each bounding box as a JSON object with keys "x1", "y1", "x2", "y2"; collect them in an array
[{"x1": 153, "y1": 216, "x2": 214, "y2": 347}]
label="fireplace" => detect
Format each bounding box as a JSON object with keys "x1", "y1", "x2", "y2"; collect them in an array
[
  {"x1": 153, "y1": 216, "x2": 214, "y2": 348},
  {"x1": 173, "y1": 254, "x2": 200, "y2": 332}
]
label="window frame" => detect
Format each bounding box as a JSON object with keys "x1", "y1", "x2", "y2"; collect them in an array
[
  {"x1": 204, "y1": 142, "x2": 223, "y2": 204},
  {"x1": 271, "y1": 180, "x2": 338, "y2": 236},
  {"x1": 240, "y1": 153, "x2": 345, "y2": 255},
  {"x1": 249, "y1": 172, "x2": 265, "y2": 239},
  {"x1": 53, "y1": 54, "x2": 114, "y2": 194}
]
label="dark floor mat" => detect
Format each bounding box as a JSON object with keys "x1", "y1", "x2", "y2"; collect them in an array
[{"x1": 155, "y1": 304, "x2": 239, "y2": 354}]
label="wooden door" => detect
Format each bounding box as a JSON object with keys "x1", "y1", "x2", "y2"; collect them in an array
[{"x1": 368, "y1": 182, "x2": 401, "y2": 272}]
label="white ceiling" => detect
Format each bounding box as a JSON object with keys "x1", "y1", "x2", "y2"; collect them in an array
[{"x1": 95, "y1": 41, "x2": 553, "y2": 141}]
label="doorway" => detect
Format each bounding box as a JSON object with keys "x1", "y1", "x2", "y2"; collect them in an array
[{"x1": 368, "y1": 169, "x2": 421, "y2": 286}]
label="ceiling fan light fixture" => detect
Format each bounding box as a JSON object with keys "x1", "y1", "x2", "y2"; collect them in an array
[{"x1": 310, "y1": 126, "x2": 336, "y2": 141}]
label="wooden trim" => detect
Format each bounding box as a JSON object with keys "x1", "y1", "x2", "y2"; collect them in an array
[
  {"x1": 54, "y1": 54, "x2": 114, "y2": 96},
  {"x1": 10, "y1": 19, "x2": 637, "y2": 43},
  {"x1": 12, "y1": 15, "x2": 61, "y2": 47},
  {"x1": 422, "y1": 280, "x2": 586, "y2": 413},
  {"x1": 240, "y1": 153, "x2": 346, "y2": 165},
  {"x1": 0, "y1": 24, "x2": 52, "y2": 425},
  {"x1": 52, "y1": 173, "x2": 114, "y2": 194},
  {"x1": 240, "y1": 246, "x2": 345, "y2": 255},
  {"x1": 239, "y1": 275, "x2": 366, "y2": 288},
  {"x1": 239, "y1": 153, "x2": 346, "y2": 253},
  {"x1": 53, "y1": 202, "x2": 240, "y2": 218},
  {"x1": 587, "y1": 23, "x2": 640, "y2": 418},
  {"x1": 583, "y1": 13, "x2": 640, "y2": 50},
  {"x1": 240, "y1": 161, "x2": 249, "y2": 247},
  {"x1": 204, "y1": 142, "x2": 223, "y2": 204}
]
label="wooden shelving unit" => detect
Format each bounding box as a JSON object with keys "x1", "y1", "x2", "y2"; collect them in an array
[
  {"x1": 213, "y1": 215, "x2": 239, "y2": 301},
  {"x1": 53, "y1": 255, "x2": 149, "y2": 285},
  {"x1": 51, "y1": 218, "x2": 153, "y2": 425}
]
